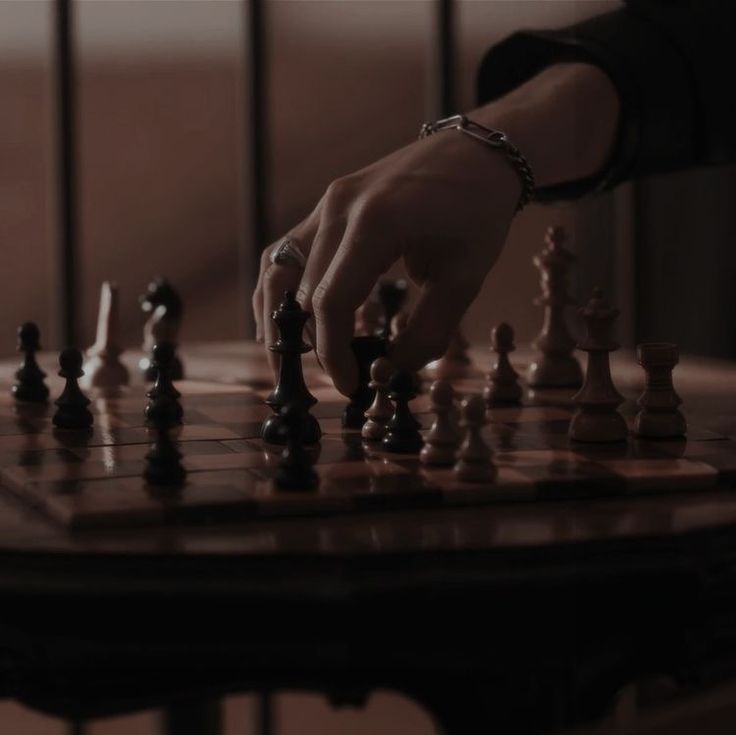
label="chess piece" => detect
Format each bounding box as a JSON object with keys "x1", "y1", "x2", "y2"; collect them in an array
[
  {"x1": 420, "y1": 379, "x2": 460, "y2": 466},
  {"x1": 361, "y1": 357, "x2": 393, "y2": 442},
  {"x1": 454, "y1": 394, "x2": 496, "y2": 482},
  {"x1": 569, "y1": 288, "x2": 627, "y2": 442},
  {"x1": 82, "y1": 281, "x2": 130, "y2": 390},
  {"x1": 343, "y1": 335, "x2": 387, "y2": 429},
  {"x1": 143, "y1": 427, "x2": 186, "y2": 487},
  {"x1": 388, "y1": 311, "x2": 423, "y2": 393},
  {"x1": 52, "y1": 348, "x2": 93, "y2": 430},
  {"x1": 634, "y1": 343, "x2": 687, "y2": 439},
  {"x1": 425, "y1": 328, "x2": 474, "y2": 380},
  {"x1": 381, "y1": 370, "x2": 423, "y2": 454},
  {"x1": 144, "y1": 342, "x2": 184, "y2": 428},
  {"x1": 355, "y1": 298, "x2": 383, "y2": 337},
  {"x1": 12, "y1": 322, "x2": 49, "y2": 403},
  {"x1": 139, "y1": 277, "x2": 184, "y2": 381},
  {"x1": 527, "y1": 226, "x2": 583, "y2": 388},
  {"x1": 261, "y1": 291, "x2": 321, "y2": 445},
  {"x1": 275, "y1": 403, "x2": 319, "y2": 492},
  {"x1": 377, "y1": 279, "x2": 408, "y2": 341},
  {"x1": 484, "y1": 322, "x2": 523, "y2": 405}
]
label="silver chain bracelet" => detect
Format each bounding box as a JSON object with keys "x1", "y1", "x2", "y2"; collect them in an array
[{"x1": 419, "y1": 114, "x2": 535, "y2": 212}]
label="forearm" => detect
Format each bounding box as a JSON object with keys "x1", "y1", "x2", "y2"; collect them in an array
[{"x1": 470, "y1": 63, "x2": 620, "y2": 191}]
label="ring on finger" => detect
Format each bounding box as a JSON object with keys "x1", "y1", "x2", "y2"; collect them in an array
[{"x1": 270, "y1": 236, "x2": 307, "y2": 269}]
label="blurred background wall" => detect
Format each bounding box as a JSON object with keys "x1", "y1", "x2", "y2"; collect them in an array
[{"x1": 1, "y1": 0, "x2": 625, "y2": 361}]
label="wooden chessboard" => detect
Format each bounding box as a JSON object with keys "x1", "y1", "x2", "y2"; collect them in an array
[{"x1": 0, "y1": 345, "x2": 734, "y2": 530}]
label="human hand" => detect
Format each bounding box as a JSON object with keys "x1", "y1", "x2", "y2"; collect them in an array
[
  {"x1": 253, "y1": 63, "x2": 619, "y2": 396},
  {"x1": 254, "y1": 127, "x2": 520, "y2": 396}
]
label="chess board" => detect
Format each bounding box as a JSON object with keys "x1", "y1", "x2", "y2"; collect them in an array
[{"x1": 0, "y1": 350, "x2": 735, "y2": 531}]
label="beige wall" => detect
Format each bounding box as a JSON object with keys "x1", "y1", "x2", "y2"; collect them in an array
[{"x1": 0, "y1": 0, "x2": 621, "y2": 356}]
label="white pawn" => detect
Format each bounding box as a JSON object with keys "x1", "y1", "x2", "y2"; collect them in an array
[
  {"x1": 453, "y1": 394, "x2": 497, "y2": 483},
  {"x1": 484, "y1": 322, "x2": 522, "y2": 406},
  {"x1": 634, "y1": 343, "x2": 686, "y2": 439},
  {"x1": 569, "y1": 288, "x2": 627, "y2": 442},
  {"x1": 81, "y1": 281, "x2": 129, "y2": 390},
  {"x1": 420, "y1": 379, "x2": 460, "y2": 466},
  {"x1": 362, "y1": 357, "x2": 394, "y2": 442}
]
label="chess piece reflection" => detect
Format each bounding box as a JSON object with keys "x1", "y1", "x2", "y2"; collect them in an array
[
  {"x1": 139, "y1": 277, "x2": 184, "y2": 381},
  {"x1": 12, "y1": 322, "x2": 49, "y2": 403},
  {"x1": 275, "y1": 403, "x2": 319, "y2": 492},
  {"x1": 144, "y1": 427, "x2": 187, "y2": 489}
]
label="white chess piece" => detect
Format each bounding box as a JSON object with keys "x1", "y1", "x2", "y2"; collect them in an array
[
  {"x1": 420, "y1": 379, "x2": 460, "y2": 466},
  {"x1": 527, "y1": 226, "x2": 583, "y2": 388},
  {"x1": 362, "y1": 357, "x2": 394, "y2": 442},
  {"x1": 634, "y1": 343, "x2": 686, "y2": 438},
  {"x1": 484, "y1": 322, "x2": 522, "y2": 405},
  {"x1": 453, "y1": 394, "x2": 496, "y2": 482},
  {"x1": 81, "y1": 281, "x2": 129, "y2": 390},
  {"x1": 568, "y1": 288, "x2": 627, "y2": 442}
]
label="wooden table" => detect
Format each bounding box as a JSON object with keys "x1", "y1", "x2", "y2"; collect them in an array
[{"x1": 0, "y1": 344, "x2": 734, "y2": 734}]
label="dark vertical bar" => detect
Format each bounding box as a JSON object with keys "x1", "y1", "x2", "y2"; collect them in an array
[
  {"x1": 54, "y1": 0, "x2": 80, "y2": 346},
  {"x1": 434, "y1": 0, "x2": 455, "y2": 117},
  {"x1": 256, "y1": 691, "x2": 274, "y2": 735},
  {"x1": 245, "y1": 0, "x2": 269, "y2": 265}
]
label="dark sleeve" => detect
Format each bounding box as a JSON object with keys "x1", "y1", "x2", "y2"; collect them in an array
[{"x1": 477, "y1": 0, "x2": 736, "y2": 201}]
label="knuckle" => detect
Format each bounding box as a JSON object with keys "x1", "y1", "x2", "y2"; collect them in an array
[
  {"x1": 324, "y1": 176, "x2": 355, "y2": 206},
  {"x1": 311, "y1": 281, "x2": 337, "y2": 321},
  {"x1": 353, "y1": 193, "x2": 387, "y2": 226}
]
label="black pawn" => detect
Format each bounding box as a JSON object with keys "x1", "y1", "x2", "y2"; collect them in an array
[
  {"x1": 12, "y1": 322, "x2": 49, "y2": 403},
  {"x1": 145, "y1": 342, "x2": 183, "y2": 427},
  {"x1": 275, "y1": 403, "x2": 319, "y2": 492},
  {"x1": 342, "y1": 335, "x2": 387, "y2": 429},
  {"x1": 381, "y1": 369, "x2": 424, "y2": 454},
  {"x1": 377, "y1": 279, "x2": 408, "y2": 341},
  {"x1": 261, "y1": 291, "x2": 321, "y2": 445},
  {"x1": 139, "y1": 277, "x2": 184, "y2": 381},
  {"x1": 144, "y1": 427, "x2": 186, "y2": 487},
  {"x1": 53, "y1": 348, "x2": 93, "y2": 430}
]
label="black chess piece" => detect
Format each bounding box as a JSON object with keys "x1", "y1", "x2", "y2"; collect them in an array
[
  {"x1": 381, "y1": 369, "x2": 424, "y2": 454},
  {"x1": 143, "y1": 427, "x2": 187, "y2": 487},
  {"x1": 261, "y1": 291, "x2": 321, "y2": 445},
  {"x1": 342, "y1": 335, "x2": 387, "y2": 429},
  {"x1": 274, "y1": 403, "x2": 319, "y2": 492},
  {"x1": 144, "y1": 342, "x2": 184, "y2": 428},
  {"x1": 139, "y1": 277, "x2": 184, "y2": 381},
  {"x1": 377, "y1": 279, "x2": 408, "y2": 341},
  {"x1": 52, "y1": 348, "x2": 93, "y2": 430},
  {"x1": 12, "y1": 322, "x2": 49, "y2": 403}
]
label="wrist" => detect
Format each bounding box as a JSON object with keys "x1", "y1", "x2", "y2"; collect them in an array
[{"x1": 472, "y1": 63, "x2": 620, "y2": 189}]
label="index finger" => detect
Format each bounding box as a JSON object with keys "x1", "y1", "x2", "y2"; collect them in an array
[{"x1": 311, "y1": 219, "x2": 396, "y2": 395}]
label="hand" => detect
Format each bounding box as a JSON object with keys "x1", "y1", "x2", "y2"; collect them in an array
[
  {"x1": 254, "y1": 128, "x2": 520, "y2": 396},
  {"x1": 253, "y1": 63, "x2": 619, "y2": 397}
]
